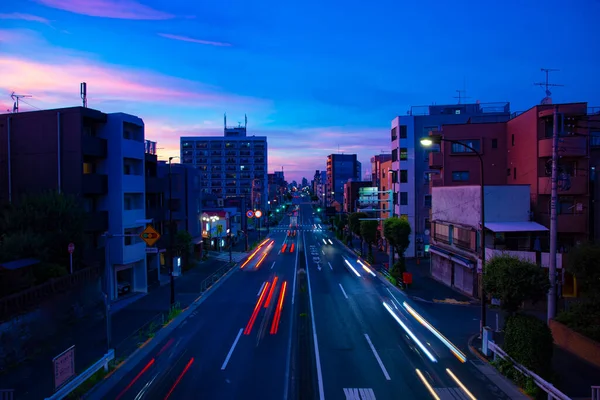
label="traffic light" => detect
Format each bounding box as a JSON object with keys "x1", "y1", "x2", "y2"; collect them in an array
[
  {"x1": 142, "y1": 232, "x2": 159, "y2": 240},
  {"x1": 317, "y1": 208, "x2": 321, "y2": 212}
]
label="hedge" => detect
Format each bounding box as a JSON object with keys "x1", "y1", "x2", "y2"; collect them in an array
[{"x1": 504, "y1": 314, "x2": 554, "y2": 380}]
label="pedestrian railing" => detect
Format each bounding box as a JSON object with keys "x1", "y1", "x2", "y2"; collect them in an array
[
  {"x1": 44, "y1": 349, "x2": 114, "y2": 400},
  {"x1": 200, "y1": 262, "x2": 236, "y2": 294},
  {"x1": 485, "y1": 338, "x2": 571, "y2": 400},
  {"x1": 0, "y1": 390, "x2": 14, "y2": 400},
  {"x1": 592, "y1": 386, "x2": 600, "y2": 400}
]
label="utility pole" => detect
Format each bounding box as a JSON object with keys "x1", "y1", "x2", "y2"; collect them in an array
[
  {"x1": 548, "y1": 105, "x2": 559, "y2": 322},
  {"x1": 168, "y1": 157, "x2": 176, "y2": 306},
  {"x1": 387, "y1": 169, "x2": 395, "y2": 269}
]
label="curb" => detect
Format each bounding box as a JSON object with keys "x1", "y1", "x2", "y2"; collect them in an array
[{"x1": 86, "y1": 262, "x2": 240, "y2": 400}]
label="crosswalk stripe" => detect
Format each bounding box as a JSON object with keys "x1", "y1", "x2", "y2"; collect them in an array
[
  {"x1": 343, "y1": 388, "x2": 376, "y2": 400},
  {"x1": 433, "y1": 388, "x2": 470, "y2": 399}
]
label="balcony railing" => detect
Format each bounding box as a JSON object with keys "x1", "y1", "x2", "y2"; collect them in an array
[
  {"x1": 538, "y1": 176, "x2": 587, "y2": 195},
  {"x1": 539, "y1": 136, "x2": 586, "y2": 158}
]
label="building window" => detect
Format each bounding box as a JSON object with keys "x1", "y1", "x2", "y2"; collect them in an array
[
  {"x1": 424, "y1": 195, "x2": 432, "y2": 208},
  {"x1": 124, "y1": 227, "x2": 142, "y2": 246},
  {"x1": 511, "y1": 134, "x2": 515, "y2": 146},
  {"x1": 391, "y1": 148, "x2": 398, "y2": 162},
  {"x1": 491, "y1": 139, "x2": 498, "y2": 149},
  {"x1": 124, "y1": 193, "x2": 143, "y2": 210},
  {"x1": 453, "y1": 226, "x2": 473, "y2": 250},
  {"x1": 400, "y1": 192, "x2": 408, "y2": 205},
  {"x1": 452, "y1": 171, "x2": 470, "y2": 181},
  {"x1": 507, "y1": 168, "x2": 510, "y2": 177},
  {"x1": 451, "y1": 140, "x2": 480, "y2": 153},
  {"x1": 434, "y1": 223, "x2": 450, "y2": 244},
  {"x1": 400, "y1": 170, "x2": 408, "y2": 183},
  {"x1": 424, "y1": 218, "x2": 431, "y2": 231},
  {"x1": 513, "y1": 167, "x2": 517, "y2": 179},
  {"x1": 400, "y1": 148, "x2": 408, "y2": 160},
  {"x1": 591, "y1": 133, "x2": 600, "y2": 147},
  {"x1": 391, "y1": 127, "x2": 398, "y2": 141},
  {"x1": 399, "y1": 125, "x2": 407, "y2": 139}
]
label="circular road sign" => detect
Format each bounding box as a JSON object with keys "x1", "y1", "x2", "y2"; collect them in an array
[
  {"x1": 68, "y1": 243, "x2": 75, "y2": 254},
  {"x1": 246, "y1": 210, "x2": 254, "y2": 218},
  {"x1": 255, "y1": 210, "x2": 263, "y2": 218}
]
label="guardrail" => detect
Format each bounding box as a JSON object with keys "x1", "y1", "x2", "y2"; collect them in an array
[
  {"x1": 0, "y1": 390, "x2": 14, "y2": 400},
  {"x1": 44, "y1": 349, "x2": 114, "y2": 400},
  {"x1": 486, "y1": 340, "x2": 570, "y2": 400},
  {"x1": 592, "y1": 386, "x2": 600, "y2": 400},
  {"x1": 200, "y1": 262, "x2": 236, "y2": 294}
]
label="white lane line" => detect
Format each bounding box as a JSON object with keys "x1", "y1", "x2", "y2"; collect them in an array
[
  {"x1": 221, "y1": 328, "x2": 243, "y2": 370},
  {"x1": 339, "y1": 283, "x2": 349, "y2": 299},
  {"x1": 257, "y1": 282, "x2": 266, "y2": 296},
  {"x1": 328, "y1": 262, "x2": 333, "y2": 270},
  {"x1": 364, "y1": 334, "x2": 391, "y2": 380},
  {"x1": 343, "y1": 388, "x2": 376, "y2": 400},
  {"x1": 271, "y1": 261, "x2": 276, "y2": 269},
  {"x1": 304, "y1": 232, "x2": 325, "y2": 400},
  {"x1": 291, "y1": 235, "x2": 299, "y2": 305}
]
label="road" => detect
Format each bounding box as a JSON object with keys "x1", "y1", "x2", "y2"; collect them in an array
[{"x1": 94, "y1": 198, "x2": 512, "y2": 400}]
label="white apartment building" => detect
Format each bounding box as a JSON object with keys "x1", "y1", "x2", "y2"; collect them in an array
[
  {"x1": 390, "y1": 102, "x2": 511, "y2": 258},
  {"x1": 102, "y1": 113, "x2": 148, "y2": 301},
  {"x1": 180, "y1": 118, "x2": 268, "y2": 211}
]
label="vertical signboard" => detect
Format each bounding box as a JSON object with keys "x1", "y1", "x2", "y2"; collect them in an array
[{"x1": 53, "y1": 345, "x2": 75, "y2": 390}]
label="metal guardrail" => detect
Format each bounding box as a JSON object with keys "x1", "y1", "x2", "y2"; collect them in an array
[
  {"x1": 200, "y1": 262, "x2": 236, "y2": 294},
  {"x1": 486, "y1": 340, "x2": 571, "y2": 400},
  {"x1": 592, "y1": 386, "x2": 600, "y2": 400},
  {"x1": 0, "y1": 390, "x2": 14, "y2": 400},
  {"x1": 44, "y1": 349, "x2": 114, "y2": 400}
]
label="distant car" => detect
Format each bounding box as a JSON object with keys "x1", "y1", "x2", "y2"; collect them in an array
[{"x1": 118, "y1": 281, "x2": 131, "y2": 295}]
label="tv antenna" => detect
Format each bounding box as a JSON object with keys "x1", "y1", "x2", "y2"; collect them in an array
[
  {"x1": 534, "y1": 68, "x2": 563, "y2": 105},
  {"x1": 454, "y1": 89, "x2": 471, "y2": 104},
  {"x1": 10, "y1": 92, "x2": 32, "y2": 113},
  {"x1": 80, "y1": 82, "x2": 88, "y2": 108}
]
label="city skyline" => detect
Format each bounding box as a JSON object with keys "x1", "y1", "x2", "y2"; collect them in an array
[{"x1": 1, "y1": 0, "x2": 599, "y2": 182}]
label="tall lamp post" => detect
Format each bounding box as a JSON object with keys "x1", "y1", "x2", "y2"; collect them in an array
[
  {"x1": 168, "y1": 156, "x2": 179, "y2": 306},
  {"x1": 420, "y1": 136, "x2": 487, "y2": 336},
  {"x1": 227, "y1": 228, "x2": 232, "y2": 263}
]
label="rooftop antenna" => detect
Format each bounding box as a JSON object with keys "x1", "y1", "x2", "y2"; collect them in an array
[
  {"x1": 454, "y1": 77, "x2": 471, "y2": 104},
  {"x1": 245, "y1": 114, "x2": 247, "y2": 129},
  {"x1": 224, "y1": 113, "x2": 227, "y2": 129},
  {"x1": 80, "y1": 82, "x2": 87, "y2": 108},
  {"x1": 10, "y1": 92, "x2": 32, "y2": 113},
  {"x1": 534, "y1": 68, "x2": 563, "y2": 105}
]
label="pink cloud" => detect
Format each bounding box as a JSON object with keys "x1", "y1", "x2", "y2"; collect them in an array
[
  {"x1": 0, "y1": 56, "x2": 263, "y2": 108},
  {"x1": 158, "y1": 33, "x2": 232, "y2": 47},
  {"x1": 0, "y1": 13, "x2": 51, "y2": 24},
  {"x1": 34, "y1": 0, "x2": 174, "y2": 20}
]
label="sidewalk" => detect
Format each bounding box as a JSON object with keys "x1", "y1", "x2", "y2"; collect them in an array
[{"x1": 0, "y1": 255, "x2": 239, "y2": 400}]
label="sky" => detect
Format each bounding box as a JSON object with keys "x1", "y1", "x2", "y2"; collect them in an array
[{"x1": 1, "y1": 0, "x2": 599, "y2": 182}]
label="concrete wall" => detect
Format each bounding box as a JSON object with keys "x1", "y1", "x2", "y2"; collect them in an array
[{"x1": 431, "y1": 184, "x2": 531, "y2": 228}]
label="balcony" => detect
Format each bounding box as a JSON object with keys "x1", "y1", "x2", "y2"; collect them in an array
[
  {"x1": 84, "y1": 211, "x2": 108, "y2": 232},
  {"x1": 538, "y1": 176, "x2": 587, "y2": 195},
  {"x1": 82, "y1": 136, "x2": 107, "y2": 158},
  {"x1": 539, "y1": 136, "x2": 586, "y2": 158},
  {"x1": 82, "y1": 174, "x2": 108, "y2": 195},
  {"x1": 146, "y1": 176, "x2": 163, "y2": 193},
  {"x1": 538, "y1": 213, "x2": 587, "y2": 233},
  {"x1": 428, "y1": 152, "x2": 443, "y2": 169}
]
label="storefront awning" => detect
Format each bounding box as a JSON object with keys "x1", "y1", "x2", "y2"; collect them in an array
[
  {"x1": 485, "y1": 221, "x2": 548, "y2": 232},
  {"x1": 429, "y1": 245, "x2": 475, "y2": 269}
]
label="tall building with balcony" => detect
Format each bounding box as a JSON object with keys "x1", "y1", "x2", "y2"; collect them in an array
[
  {"x1": 326, "y1": 154, "x2": 361, "y2": 206},
  {"x1": 370, "y1": 154, "x2": 392, "y2": 187},
  {"x1": 390, "y1": 101, "x2": 511, "y2": 258},
  {"x1": 180, "y1": 116, "x2": 268, "y2": 211},
  {"x1": 0, "y1": 107, "x2": 149, "y2": 300}
]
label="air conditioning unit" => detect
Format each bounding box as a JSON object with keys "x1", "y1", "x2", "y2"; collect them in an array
[{"x1": 416, "y1": 251, "x2": 424, "y2": 258}]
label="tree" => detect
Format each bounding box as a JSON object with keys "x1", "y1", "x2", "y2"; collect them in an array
[
  {"x1": 349, "y1": 212, "x2": 368, "y2": 253},
  {"x1": 0, "y1": 191, "x2": 86, "y2": 267},
  {"x1": 483, "y1": 255, "x2": 550, "y2": 314},
  {"x1": 383, "y1": 217, "x2": 412, "y2": 280},
  {"x1": 311, "y1": 195, "x2": 319, "y2": 202},
  {"x1": 360, "y1": 220, "x2": 378, "y2": 262},
  {"x1": 565, "y1": 242, "x2": 600, "y2": 302}
]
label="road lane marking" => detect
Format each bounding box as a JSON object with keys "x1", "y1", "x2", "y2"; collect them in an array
[
  {"x1": 328, "y1": 262, "x2": 333, "y2": 270},
  {"x1": 364, "y1": 334, "x2": 391, "y2": 380},
  {"x1": 221, "y1": 328, "x2": 243, "y2": 370},
  {"x1": 322, "y1": 250, "x2": 325, "y2": 255},
  {"x1": 257, "y1": 282, "x2": 266, "y2": 296},
  {"x1": 343, "y1": 388, "x2": 376, "y2": 400},
  {"x1": 271, "y1": 261, "x2": 276, "y2": 269},
  {"x1": 433, "y1": 388, "x2": 471, "y2": 399},
  {"x1": 339, "y1": 283, "x2": 349, "y2": 299},
  {"x1": 304, "y1": 231, "x2": 325, "y2": 400}
]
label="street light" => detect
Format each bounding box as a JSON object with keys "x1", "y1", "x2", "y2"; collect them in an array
[
  {"x1": 202, "y1": 215, "x2": 219, "y2": 250},
  {"x1": 420, "y1": 135, "x2": 487, "y2": 336},
  {"x1": 227, "y1": 228, "x2": 232, "y2": 263}
]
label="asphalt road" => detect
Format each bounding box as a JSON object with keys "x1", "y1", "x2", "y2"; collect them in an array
[{"x1": 93, "y1": 198, "x2": 513, "y2": 400}]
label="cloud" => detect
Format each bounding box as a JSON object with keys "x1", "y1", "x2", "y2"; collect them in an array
[
  {"x1": 158, "y1": 33, "x2": 232, "y2": 47},
  {"x1": 33, "y1": 0, "x2": 174, "y2": 20},
  {"x1": 0, "y1": 13, "x2": 51, "y2": 24}
]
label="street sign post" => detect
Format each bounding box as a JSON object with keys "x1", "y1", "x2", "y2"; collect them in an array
[
  {"x1": 140, "y1": 226, "x2": 160, "y2": 246},
  {"x1": 67, "y1": 243, "x2": 75, "y2": 274},
  {"x1": 246, "y1": 210, "x2": 255, "y2": 218},
  {"x1": 254, "y1": 210, "x2": 263, "y2": 218}
]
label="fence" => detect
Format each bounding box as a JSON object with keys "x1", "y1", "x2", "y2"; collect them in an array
[
  {"x1": 484, "y1": 335, "x2": 570, "y2": 400},
  {"x1": 200, "y1": 262, "x2": 236, "y2": 294},
  {"x1": 593, "y1": 386, "x2": 600, "y2": 400},
  {"x1": 44, "y1": 349, "x2": 114, "y2": 400},
  {"x1": 0, "y1": 390, "x2": 14, "y2": 400}
]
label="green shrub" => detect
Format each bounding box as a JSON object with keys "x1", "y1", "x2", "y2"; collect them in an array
[
  {"x1": 555, "y1": 302, "x2": 600, "y2": 342},
  {"x1": 389, "y1": 260, "x2": 405, "y2": 281},
  {"x1": 504, "y1": 314, "x2": 554, "y2": 379}
]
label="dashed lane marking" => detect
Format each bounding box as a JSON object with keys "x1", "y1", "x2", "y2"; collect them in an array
[
  {"x1": 343, "y1": 388, "x2": 376, "y2": 400},
  {"x1": 434, "y1": 387, "x2": 471, "y2": 399}
]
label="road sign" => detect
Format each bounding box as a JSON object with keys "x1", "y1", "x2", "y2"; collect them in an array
[
  {"x1": 140, "y1": 225, "x2": 160, "y2": 246},
  {"x1": 255, "y1": 210, "x2": 263, "y2": 218},
  {"x1": 145, "y1": 247, "x2": 158, "y2": 254},
  {"x1": 53, "y1": 345, "x2": 75, "y2": 390},
  {"x1": 246, "y1": 210, "x2": 254, "y2": 218},
  {"x1": 67, "y1": 243, "x2": 75, "y2": 254}
]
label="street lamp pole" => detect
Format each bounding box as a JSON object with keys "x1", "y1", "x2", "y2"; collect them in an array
[
  {"x1": 168, "y1": 157, "x2": 176, "y2": 306},
  {"x1": 420, "y1": 136, "x2": 487, "y2": 336},
  {"x1": 228, "y1": 229, "x2": 232, "y2": 263}
]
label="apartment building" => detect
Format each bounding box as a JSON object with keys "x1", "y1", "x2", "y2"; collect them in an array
[
  {"x1": 371, "y1": 154, "x2": 392, "y2": 188},
  {"x1": 144, "y1": 139, "x2": 164, "y2": 286},
  {"x1": 327, "y1": 154, "x2": 361, "y2": 206},
  {"x1": 180, "y1": 117, "x2": 268, "y2": 211},
  {"x1": 343, "y1": 180, "x2": 371, "y2": 213},
  {"x1": 431, "y1": 185, "x2": 557, "y2": 297},
  {"x1": 390, "y1": 101, "x2": 511, "y2": 258},
  {"x1": 0, "y1": 107, "x2": 149, "y2": 300},
  {"x1": 379, "y1": 159, "x2": 393, "y2": 238}
]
